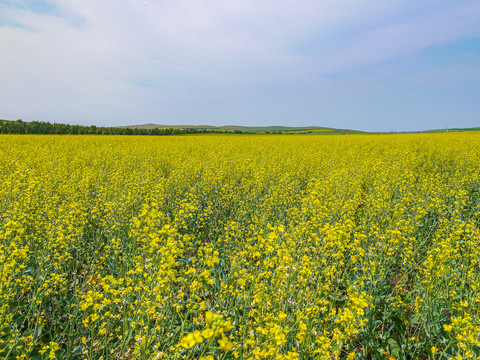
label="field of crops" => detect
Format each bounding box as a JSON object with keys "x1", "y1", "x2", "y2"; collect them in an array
[{"x1": 1, "y1": 134, "x2": 479, "y2": 359}]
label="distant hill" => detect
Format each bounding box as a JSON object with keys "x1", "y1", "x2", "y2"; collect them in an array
[
  {"x1": 118, "y1": 123, "x2": 366, "y2": 134},
  {"x1": 0, "y1": 119, "x2": 230, "y2": 135},
  {"x1": 420, "y1": 127, "x2": 480, "y2": 133},
  {"x1": 382, "y1": 127, "x2": 480, "y2": 134},
  {"x1": 2, "y1": 119, "x2": 478, "y2": 135},
  {"x1": 2, "y1": 119, "x2": 363, "y2": 135}
]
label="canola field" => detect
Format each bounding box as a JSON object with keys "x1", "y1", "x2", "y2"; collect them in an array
[{"x1": 1, "y1": 134, "x2": 479, "y2": 360}]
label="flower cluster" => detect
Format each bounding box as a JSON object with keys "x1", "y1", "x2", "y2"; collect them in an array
[
  {"x1": 176, "y1": 311, "x2": 234, "y2": 355},
  {"x1": 1, "y1": 133, "x2": 479, "y2": 359}
]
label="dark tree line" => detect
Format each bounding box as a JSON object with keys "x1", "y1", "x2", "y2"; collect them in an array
[{"x1": 0, "y1": 119, "x2": 240, "y2": 135}]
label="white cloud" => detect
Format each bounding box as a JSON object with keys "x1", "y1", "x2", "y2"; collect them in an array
[
  {"x1": 0, "y1": 0, "x2": 479, "y2": 129},
  {"x1": 316, "y1": 2, "x2": 480, "y2": 74}
]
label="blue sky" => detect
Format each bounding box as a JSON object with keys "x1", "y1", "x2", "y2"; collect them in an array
[{"x1": 0, "y1": 0, "x2": 479, "y2": 132}]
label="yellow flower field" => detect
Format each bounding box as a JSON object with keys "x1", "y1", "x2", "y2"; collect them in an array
[{"x1": 1, "y1": 133, "x2": 479, "y2": 359}]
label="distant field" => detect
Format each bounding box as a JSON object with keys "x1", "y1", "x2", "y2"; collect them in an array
[
  {"x1": 420, "y1": 127, "x2": 480, "y2": 133},
  {"x1": 118, "y1": 123, "x2": 366, "y2": 134},
  {"x1": 3, "y1": 119, "x2": 478, "y2": 135},
  {"x1": 118, "y1": 123, "x2": 480, "y2": 134},
  {"x1": 1, "y1": 133, "x2": 480, "y2": 359}
]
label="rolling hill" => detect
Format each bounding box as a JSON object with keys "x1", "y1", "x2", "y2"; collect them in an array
[{"x1": 117, "y1": 123, "x2": 366, "y2": 134}]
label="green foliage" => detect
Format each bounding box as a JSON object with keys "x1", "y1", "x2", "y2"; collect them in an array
[{"x1": 0, "y1": 119, "x2": 237, "y2": 136}]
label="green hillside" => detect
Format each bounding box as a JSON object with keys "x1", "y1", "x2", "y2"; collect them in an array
[{"x1": 118, "y1": 123, "x2": 366, "y2": 134}]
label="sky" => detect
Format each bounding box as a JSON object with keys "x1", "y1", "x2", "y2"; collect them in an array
[{"x1": 0, "y1": 1, "x2": 479, "y2": 132}]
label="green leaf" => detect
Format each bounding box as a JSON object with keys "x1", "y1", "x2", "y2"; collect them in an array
[{"x1": 388, "y1": 338, "x2": 401, "y2": 358}]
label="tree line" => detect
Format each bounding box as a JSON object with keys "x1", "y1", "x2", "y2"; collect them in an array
[{"x1": 0, "y1": 119, "x2": 241, "y2": 135}]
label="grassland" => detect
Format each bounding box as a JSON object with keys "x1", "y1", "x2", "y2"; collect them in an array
[
  {"x1": 1, "y1": 134, "x2": 479, "y2": 359},
  {"x1": 118, "y1": 123, "x2": 365, "y2": 134}
]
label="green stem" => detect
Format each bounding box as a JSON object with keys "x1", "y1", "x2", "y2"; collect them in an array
[
  {"x1": 198, "y1": 336, "x2": 215, "y2": 359},
  {"x1": 438, "y1": 337, "x2": 455, "y2": 360}
]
